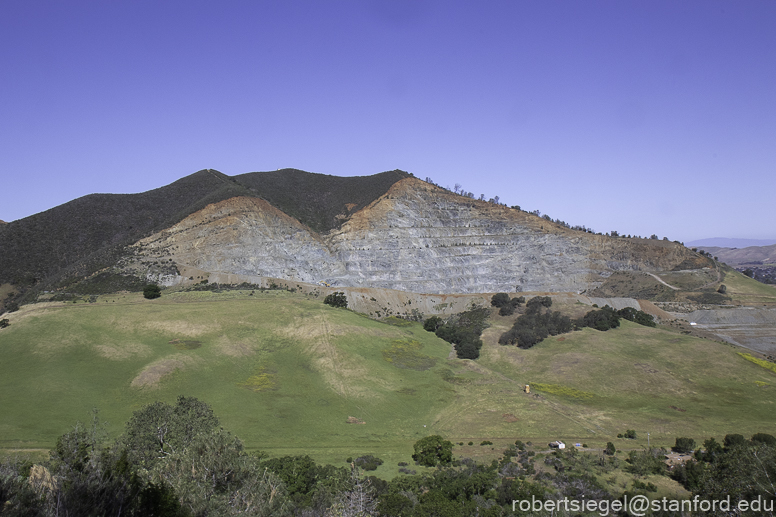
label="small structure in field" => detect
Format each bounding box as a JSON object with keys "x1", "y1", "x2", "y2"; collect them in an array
[{"x1": 549, "y1": 441, "x2": 566, "y2": 449}]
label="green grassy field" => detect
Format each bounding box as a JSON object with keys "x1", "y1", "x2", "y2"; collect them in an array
[{"x1": 2, "y1": 289, "x2": 775, "y2": 479}]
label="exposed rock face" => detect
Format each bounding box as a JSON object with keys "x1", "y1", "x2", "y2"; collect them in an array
[{"x1": 132, "y1": 178, "x2": 708, "y2": 294}]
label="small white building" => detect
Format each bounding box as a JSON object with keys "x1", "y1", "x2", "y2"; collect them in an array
[{"x1": 549, "y1": 441, "x2": 566, "y2": 449}]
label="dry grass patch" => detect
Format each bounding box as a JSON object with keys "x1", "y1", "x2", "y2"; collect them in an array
[{"x1": 131, "y1": 354, "x2": 197, "y2": 388}]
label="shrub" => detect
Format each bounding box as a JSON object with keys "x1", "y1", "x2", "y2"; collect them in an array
[
  {"x1": 354, "y1": 454, "x2": 383, "y2": 471},
  {"x1": 604, "y1": 442, "x2": 616, "y2": 455},
  {"x1": 0, "y1": 318, "x2": 9, "y2": 329},
  {"x1": 142, "y1": 284, "x2": 161, "y2": 299},
  {"x1": 624, "y1": 429, "x2": 637, "y2": 439},
  {"x1": 323, "y1": 291, "x2": 347, "y2": 308}
]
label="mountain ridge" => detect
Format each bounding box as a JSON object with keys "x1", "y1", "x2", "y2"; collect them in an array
[
  {"x1": 125, "y1": 176, "x2": 709, "y2": 295},
  {"x1": 1, "y1": 168, "x2": 714, "y2": 307}
]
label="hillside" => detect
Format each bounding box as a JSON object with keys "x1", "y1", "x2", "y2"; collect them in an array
[
  {"x1": 2, "y1": 289, "x2": 775, "y2": 468},
  {"x1": 125, "y1": 177, "x2": 711, "y2": 295},
  {"x1": 0, "y1": 168, "x2": 410, "y2": 303}
]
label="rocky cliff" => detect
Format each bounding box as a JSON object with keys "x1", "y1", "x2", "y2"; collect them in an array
[{"x1": 130, "y1": 178, "x2": 708, "y2": 294}]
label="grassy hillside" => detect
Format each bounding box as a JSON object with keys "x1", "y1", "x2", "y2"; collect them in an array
[{"x1": 2, "y1": 290, "x2": 775, "y2": 477}]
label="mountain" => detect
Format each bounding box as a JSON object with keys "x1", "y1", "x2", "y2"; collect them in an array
[
  {"x1": 0, "y1": 169, "x2": 409, "y2": 298},
  {"x1": 131, "y1": 177, "x2": 708, "y2": 295},
  {"x1": 1, "y1": 168, "x2": 713, "y2": 305},
  {"x1": 696, "y1": 243, "x2": 776, "y2": 266}
]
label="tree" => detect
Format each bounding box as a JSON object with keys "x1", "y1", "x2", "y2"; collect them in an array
[
  {"x1": 324, "y1": 292, "x2": 348, "y2": 308},
  {"x1": 412, "y1": 436, "x2": 454, "y2": 467},
  {"x1": 673, "y1": 437, "x2": 696, "y2": 454},
  {"x1": 490, "y1": 293, "x2": 510, "y2": 308},
  {"x1": 122, "y1": 396, "x2": 219, "y2": 468},
  {"x1": 604, "y1": 442, "x2": 616, "y2": 456},
  {"x1": 717, "y1": 284, "x2": 727, "y2": 294},
  {"x1": 143, "y1": 284, "x2": 162, "y2": 299},
  {"x1": 153, "y1": 429, "x2": 289, "y2": 516},
  {"x1": 423, "y1": 316, "x2": 442, "y2": 332}
]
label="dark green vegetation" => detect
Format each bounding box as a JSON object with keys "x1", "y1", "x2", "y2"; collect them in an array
[
  {"x1": 499, "y1": 300, "x2": 657, "y2": 349},
  {"x1": 0, "y1": 168, "x2": 409, "y2": 306},
  {"x1": 143, "y1": 283, "x2": 162, "y2": 299},
  {"x1": 323, "y1": 291, "x2": 348, "y2": 308},
  {"x1": 423, "y1": 306, "x2": 489, "y2": 359},
  {"x1": 490, "y1": 292, "x2": 524, "y2": 316},
  {"x1": 411, "y1": 435, "x2": 454, "y2": 467},
  {"x1": 4, "y1": 400, "x2": 774, "y2": 517},
  {"x1": 498, "y1": 297, "x2": 572, "y2": 348}
]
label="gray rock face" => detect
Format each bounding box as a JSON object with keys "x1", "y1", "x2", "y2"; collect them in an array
[{"x1": 131, "y1": 179, "x2": 705, "y2": 295}]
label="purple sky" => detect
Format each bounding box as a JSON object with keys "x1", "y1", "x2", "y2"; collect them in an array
[{"x1": 2, "y1": 1, "x2": 775, "y2": 243}]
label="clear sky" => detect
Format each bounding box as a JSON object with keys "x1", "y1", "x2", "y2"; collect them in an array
[{"x1": 2, "y1": 0, "x2": 774, "y2": 243}]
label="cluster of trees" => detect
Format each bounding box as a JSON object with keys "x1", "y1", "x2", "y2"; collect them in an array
[
  {"x1": 498, "y1": 300, "x2": 657, "y2": 349},
  {"x1": 670, "y1": 433, "x2": 776, "y2": 509},
  {"x1": 422, "y1": 178, "x2": 504, "y2": 205},
  {"x1": 490, "y1": 293, "x2": 525, "y2": 316},
  {"x1": 741, "y1": 266, "x2": 776, "y2": 285},
  {"x1": 498, "y1": 296, "x2": 573, "y2": 348},
  {"x1": 423, "y1": 306, "x2": 489, "y2": 360},
  {"x1": 324, "y1": 291, "x2": 348, "y2": 309}
]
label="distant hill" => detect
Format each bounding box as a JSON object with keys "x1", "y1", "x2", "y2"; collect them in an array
[
  {"x1": 687, "y1": 237, "x2": 776, "y2": 248},
  {"x1": 696, "y1": 243, "x2": 776, "y2": 266}
]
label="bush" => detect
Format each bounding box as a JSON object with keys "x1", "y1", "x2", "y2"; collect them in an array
[
  {"x1": 323, "y1": 291, "x2": 347, "y2": 308},
  {"x1": 142, "y1": 284, "x2": 161, "y2": 299},
  {"x1": 0, "y1": 318, "x2": 9, "y2": 329},
  {"x1": 624, "y1": 429, "x2": 637, "y2": 439},
  {"x1": 354, "y1": 455, "x2": 383, "y2": 471},
  {"x1": 605, "y1": 442, "x2": 616, "y2": 455}
]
